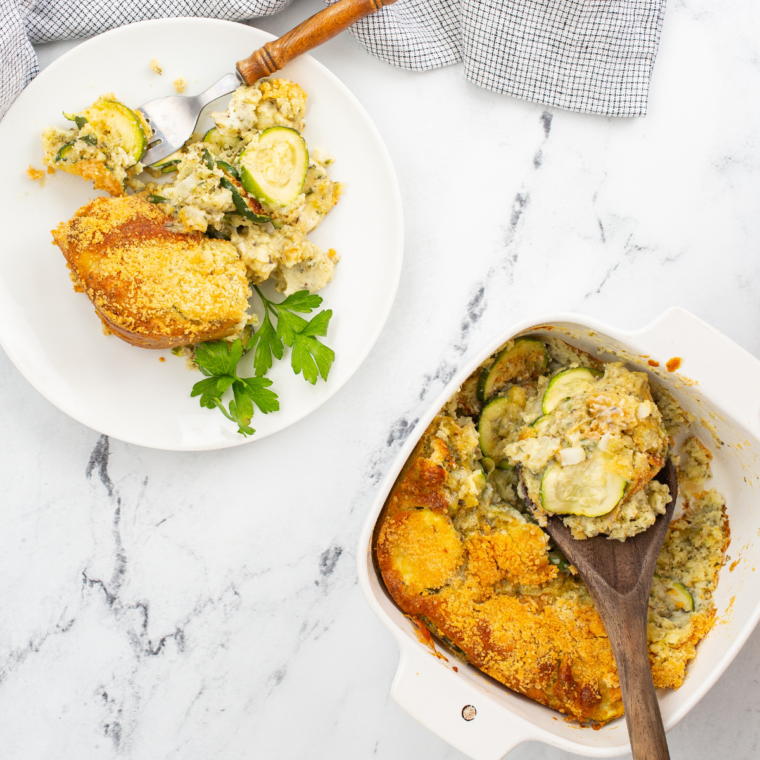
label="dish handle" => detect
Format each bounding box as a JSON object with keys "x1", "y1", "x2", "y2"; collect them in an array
[
  {"x1": 390, "y1": 639, "x2": 535, "y2": 760},
  {"x1": 631, "y1": 307, "x2": 760, "y2": 439}
]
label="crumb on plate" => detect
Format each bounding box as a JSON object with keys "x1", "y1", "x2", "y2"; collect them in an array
[
  {"x1": 174, "y1": 77, "x2": 187, "y2": 94},
  {"x1": 27, "y1": 165, "x2": 45, "y2": 181},
  {"x1": 150, "y1": 59, "x2": 163, "y2": 75}
]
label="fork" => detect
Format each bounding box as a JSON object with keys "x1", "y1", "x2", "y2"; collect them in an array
[{"x1": 139, "y1": 0, "x2": 398, "y2": 166}]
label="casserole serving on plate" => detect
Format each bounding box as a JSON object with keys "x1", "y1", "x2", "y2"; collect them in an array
[
  {"x1": 0, "y1": 18, "x2": 403, "y2": 450},
  {"x1": 358, "y1": 307, "x2": 760, "y2": 759}
]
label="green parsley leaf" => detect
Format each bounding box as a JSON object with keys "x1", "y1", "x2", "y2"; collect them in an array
[
  {"x1": 187, "y1": 288, "x2": 334, "y2": 435},
  {"x1": 190, "y1": 337, "x2": 279, "y2": 436},
  {"x1": 275, "y1": 308, "x2": 308, "y2": 347},
  {"x1": 276, "y1": 291, "x2": 323, "y2": 314},
  {"x1": 253, "y1": 286, "x2": 335, "y2": 384},
  {"x1": 290, "y1": 309, "x2": 334, "y2": 382},
  {"x1": 291, "y1": 332, "x2": 335, "y2": 384},
  {"x1": 216, "y1": 375, "x2": 236, "y2": 394},
  {"x1": 190, "y1": 377, "x2": 225, "y2": 408},
  {"x1": 239, "y1": 377, "x2": 280, "y2": 414},
  {"x1": 252, "y1": 312, "x2": 283, "y2": 377},
  {"x1": 194, "y1": 339, "x2": 242, "y2": 377},
  {"x1": 301, "y1": 309, "x2": 332, "y2": 338},
  {"x1": 230, "y1": 382, "x2": 254, "y2": 430}
]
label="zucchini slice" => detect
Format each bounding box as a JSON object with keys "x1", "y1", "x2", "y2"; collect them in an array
[
  {"x1": 63, "y1": 112, "x2": 88, "y2": 130},
  {"x1": 540, "y1": 450, "x2": 626, "y2": 517},
  {"x1": 542, "y1": 367, "x2": 603, "y2": 414},
  {"x1": 478, "y1": 386, "x2": 527, "y2": 468},
  {"x1": 220, "y1": 176, "x2": 271, "y2": 224},
  {"x1": 477, "y1": 338, "x2": 548, "y2": 402},
  {"x1": 665, "y1": 581, "x2": 695, "y2": 612},
  {"x1": 80, "y1": 99, "x2": 147, "y2": 163},
  {"x1": 151, "y1": 149, "x2": 184, "y2": 173},
  {"x1": 203, "y1": 127, "x2": 243, "y2": 152},
  {"x1": 55, "y1": 141, "x2": 76, "y2": 162},
  {"x1": 239, "y1": 126, "x2": 308, "y2": 207},
  {"x1": 216, "y1": 159, "x2": 240, "y2": 181}
]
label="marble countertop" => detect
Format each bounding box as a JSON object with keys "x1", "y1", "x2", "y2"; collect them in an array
[{"x1": 2, "y1": 1, "x2": 759, "y2": 758}]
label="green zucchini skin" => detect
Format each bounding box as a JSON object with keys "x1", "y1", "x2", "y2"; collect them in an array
[
  {"x1": 542, "y1": 367, "x2": 603, "y2": 414},
  {"x1": 203, "y1": 127, "x2": 243, "y2": 152},
  {"x1": 80, "y1": 99, "x2": 147, "y2": 163},
  {"x1": 478, "y1": 386, "x2": 527, "y2": 468},
  {"x1": 239, "y1": 126, "x2": 308, "y2": 207},
  {"x1": 220, "y1": 177, "x2": 271, "y2": 224},
  {"x1": 666, "y1": 580, "x2": 694, "y2": 612},
  {"x1": 540, "y1": 452, "x2": 627, "y2": 517},
  {"x1": 55, "y1": 141, "x2": 76, "y2": 162},
  {"x1": 151, "y1": 149, "x2": 184, "y2": 173},
  {"x1": 216, "y1": 160, "x2": 240, "y2": 181},
  {"x1": 63, "y1": 112, "x2": 88, "y2": 130},
  {"x1": 201, "y1": 148, "x2": 216, "y2": 171},
  {"x1": 477, "y1": 338, "x2": 548, "y2": 403}
]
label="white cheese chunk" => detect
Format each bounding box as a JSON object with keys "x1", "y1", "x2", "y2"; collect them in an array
[{"x1": 560, "y1": 447, "x2": 586, "y2": 466}]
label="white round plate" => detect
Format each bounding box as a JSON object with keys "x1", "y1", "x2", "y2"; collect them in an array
[{"x1": 0, "y1": 18, "x2": 403, "y2": 450}]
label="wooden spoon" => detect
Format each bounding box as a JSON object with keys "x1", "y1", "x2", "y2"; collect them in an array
[{"x1": 543, "y1": 459, "x2": 678, "y2": 759}]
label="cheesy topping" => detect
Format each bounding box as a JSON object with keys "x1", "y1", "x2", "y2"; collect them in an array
[{"x1": 376, "y1": 346, "x2": 730, "y2": 724}]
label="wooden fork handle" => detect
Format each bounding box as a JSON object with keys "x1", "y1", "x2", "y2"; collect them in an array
[{"x1": 237, "y1": 0, "x2": 398, "y2": 85}]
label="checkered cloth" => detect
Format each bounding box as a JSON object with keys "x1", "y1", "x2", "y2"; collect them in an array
[{"x1": 0, "y1": 0, "x2": 667, "y2": 120}]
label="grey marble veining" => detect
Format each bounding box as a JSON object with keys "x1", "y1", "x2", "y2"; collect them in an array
[{"x1": 2, "y1": 0, "x2": 760, "y2": 757}]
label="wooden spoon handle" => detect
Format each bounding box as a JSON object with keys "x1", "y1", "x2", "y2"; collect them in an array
[
  {"x1": 237, "y1": 0, "x2": 398, "y2": 85},
  {"x1": 600, "y1": 598, "x2": 670, "y2": 760}
]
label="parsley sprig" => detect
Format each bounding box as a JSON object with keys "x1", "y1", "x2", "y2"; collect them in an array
[
  {"x1": 190, "y1": 338, "x2": 279, "y2": 436},
  {"x1": 190, "y1": 289, "x2": 335, "y2": 435},
  {"x1": 250, "y1": 286, "x2": 335, "y2": 385}
]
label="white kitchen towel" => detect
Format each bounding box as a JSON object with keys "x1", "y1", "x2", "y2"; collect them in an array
[{"x1": 0, "y1": 0, "x2": 667, "y2": 120}]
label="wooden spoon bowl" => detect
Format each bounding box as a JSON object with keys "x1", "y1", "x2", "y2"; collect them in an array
[{"x1": 544, "y1": 459, "x2": 679, "y2": 760}]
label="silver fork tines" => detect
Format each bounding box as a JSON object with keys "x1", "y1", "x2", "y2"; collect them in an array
[{"x1": 139, "y1": 72, "x2": 242, "y2": 166}]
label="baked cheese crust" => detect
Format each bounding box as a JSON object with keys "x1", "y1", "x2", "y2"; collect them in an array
[
  {"x1": 376, "y1": 338, "x2": 729, "y2": 725},
  {"x1": 52, "y1": 194, "x2": 249, "y2": 349}
]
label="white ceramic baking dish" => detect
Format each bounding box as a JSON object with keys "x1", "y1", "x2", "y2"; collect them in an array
[{"x1": 357, "y1": 307, "x2": 760, "y2": 759}]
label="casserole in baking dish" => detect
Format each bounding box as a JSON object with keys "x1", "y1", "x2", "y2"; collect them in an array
[{"x1": 358, "y1": 308, "x2": 760, "y2": 759}]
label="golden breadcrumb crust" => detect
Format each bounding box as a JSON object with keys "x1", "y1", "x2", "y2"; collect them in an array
[
  {"x1": 63, "y1": 158, "x2": 124, "y2": 197},
  {"x1": 52, "y1": 194, "x2": 249, "y2": 348},
  {"x1": 376, "y1": 415, "x2": 729, "y2": 725}
]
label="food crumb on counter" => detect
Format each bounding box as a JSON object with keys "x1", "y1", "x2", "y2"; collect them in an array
[
  {"x1": 174, "y1": 77, "x2": 187, "y2": 93},
  {"x1": 150, "y1": 59, "x2": 163, "y2": 75},
  {"x1": 26, "y1": 165, "x2": 45, "y2": 182},
  {"x1": 666, "y1": 356, "x2": 682, "y2": 372},
  {"x1": 159, "y1": 357, "x2": 165, "y2": 363}
]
